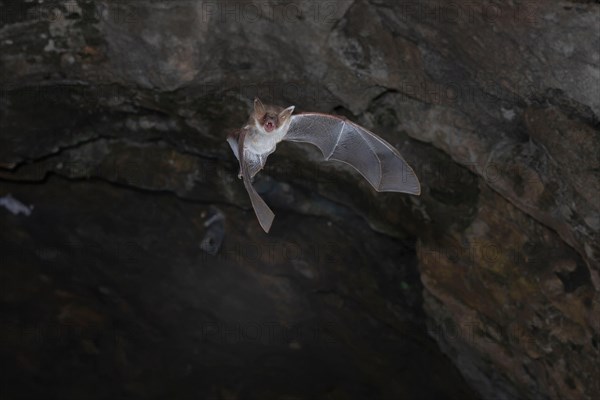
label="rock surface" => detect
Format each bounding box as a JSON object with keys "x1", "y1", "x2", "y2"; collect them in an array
[{"x1": 1, "y1": 1, "x2": 598, "y2": 399}]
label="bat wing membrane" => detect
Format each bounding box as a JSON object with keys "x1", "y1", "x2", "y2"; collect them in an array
[{"x1": 285, "y1": 113, "x2": 421, "y2": 194}]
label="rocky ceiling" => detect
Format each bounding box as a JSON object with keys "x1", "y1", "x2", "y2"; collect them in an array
[{"x1": 1, "y1": 1, "x2": 599, "y2": 399}]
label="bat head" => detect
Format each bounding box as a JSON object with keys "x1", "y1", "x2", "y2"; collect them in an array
[{"x1": 253, "y1": 98, "x2": 295, "y2": 134}]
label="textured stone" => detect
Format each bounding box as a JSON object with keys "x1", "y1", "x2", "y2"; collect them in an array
[{"x1": 1, "y1": 1, "x2": 598, "y2": 399}]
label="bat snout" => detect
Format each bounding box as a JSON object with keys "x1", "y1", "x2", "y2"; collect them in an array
[{"x1": 264, "y1": 121, "x2": 276, "y2": 132}]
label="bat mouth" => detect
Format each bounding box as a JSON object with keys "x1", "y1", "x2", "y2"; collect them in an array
[{"x1": 264, "y1": 121, "x2": 276, "y2": 132}]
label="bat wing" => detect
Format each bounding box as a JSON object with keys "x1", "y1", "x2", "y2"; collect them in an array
[
  {"x1": 284, "y1": 113, "x2": 421, "y2": 194},
  {"x1": 238, "y1": 129, "x2": 275, "y2": 233}
]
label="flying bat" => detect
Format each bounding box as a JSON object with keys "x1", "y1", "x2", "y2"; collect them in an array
[{"x1": 227, "y1": 98, "x2": 421, "y2": 233}]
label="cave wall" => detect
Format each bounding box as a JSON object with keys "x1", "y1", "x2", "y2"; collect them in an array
[{"x1": 1, "y1": 1, "x2": 599, "y2": 399}]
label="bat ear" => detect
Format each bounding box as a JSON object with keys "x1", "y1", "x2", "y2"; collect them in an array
[
  {"x1": 254, "y1": 98, "x2": 265, "y2": 116},
  {"x1": 279, "y1": 105, "x2": 295, "y2": 122}
]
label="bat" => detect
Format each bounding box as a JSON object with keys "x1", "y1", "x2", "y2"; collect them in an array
[{"x1": 227, "y1": 98, "x2": 421, "y2": 233}]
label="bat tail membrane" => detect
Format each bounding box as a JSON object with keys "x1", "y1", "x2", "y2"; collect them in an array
[{"x1": 286, "y1": 114, "x2": 421, "y2": 195}]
